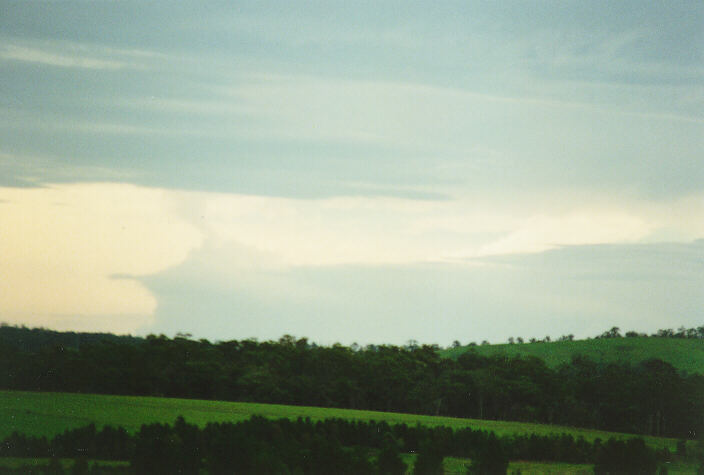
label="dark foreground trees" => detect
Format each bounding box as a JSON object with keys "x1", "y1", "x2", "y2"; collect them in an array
[
  {"x1": 0, "y1": 416, "x2": 671, "y2": 474},
  {"x1": 377, "y1": 434, "x2": 406, "y2": 475},
  {"x1": 412, "y1": 441, "x2": 444, "y2": 475},
  {"x1": 594, "y1": 438, "x2": 658, "y2": 474},
  {"x1": 466, "y1": 433, "x2": 508, "y2": 475}
]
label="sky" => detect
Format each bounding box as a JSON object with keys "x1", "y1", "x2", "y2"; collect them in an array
[{"x1": 1, "y1": 1, "x2": 703, "y2": 345}]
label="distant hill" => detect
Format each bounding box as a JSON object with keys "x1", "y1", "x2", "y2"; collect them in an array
[
  {"x1": 4, "y1": 324, "x2": 703, "y2": 375},
  {"x1": 441, "y1": 337, "x2": 704, "y2": 375}
]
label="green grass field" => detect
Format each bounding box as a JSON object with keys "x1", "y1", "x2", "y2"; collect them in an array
[
  {"x1": 0, "y1": 390, "x2": 681, "y2": 452},
  {"x1": 441, "y1": 337, "x2": 704, "y2": 374}
]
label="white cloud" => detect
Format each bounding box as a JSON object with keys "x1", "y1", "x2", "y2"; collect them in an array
[
  {"x1": 474, "y1": 209, "x2": 652, "y2": 257},
  {"x1": 174, "y1": 188, "x2": 704, "y2": 267},
  {"x1": 1, "y1": 182, "x2": 702, "y2": 334},
  {"x1": 0, "y1": 183, "x2": 202, "y2": 332},
  {"x1": 0, "y1": 40, "x2": 165, "y2": 70},
  {"x1": 0, "y1": 44, "x2": 126, "y2": 69}
]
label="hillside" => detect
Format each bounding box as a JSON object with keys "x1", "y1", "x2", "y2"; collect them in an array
[
  {"x1": 441, "y1": 337, "x2": 704, "y2": 375},
  {"x1": 5, "y1": 325, "x2": 703, "y2": 375},
  {"x1": 1, "y1": 325, "x2": 703, "y2": 440},
  {"x1": 0, "y1": 390, "x2": 682, "y2": 452}
]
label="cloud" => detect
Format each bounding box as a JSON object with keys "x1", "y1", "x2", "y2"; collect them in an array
[
  {"x1": 0, "y1": 151, "x2": 135, "y2": 187},
  {"x1": 1, "y1": 182, "x2": 702, "y2": 335},
  {"x1": 181, "y1": 189, "x2": 704, "y2": 266},
  {"x1": 0, "y1": 39, "x2": 165, "y2": 70},
  {"x1": 195, "y1": 188, "x2": 699, "y2": 266},
  {"x1": 142, "y1": 241, "x2": 704, "y2": 345},
  {"x1": 2, "y1": 67, "x2": 701, "y2": 199},
  {"x1": 474, "y1": 209, "x2": 652, "y2": 256},
  {"x1": 0, "y1": 44, "x2": 126, "y2": 70},
  {"x1": 0, "y1": 183, "x2": 202, "y2": 332},
  {"x1": 208, "y1": 74, "x2": 704, "y2": 193}
]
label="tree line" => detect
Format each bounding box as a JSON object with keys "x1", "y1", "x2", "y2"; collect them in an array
[
  {"x1": 4, "y1": 323, "x2": 704, "y2": 354},
  {"x1": 1, "y1": 326, "x2": 703, "y2": 439},
  {"x1": 458, "y1": 324, "x2": 704, "y2": 346},
  {"x1": 0, "y1": 415, "x2": 671, "y2": 474}
]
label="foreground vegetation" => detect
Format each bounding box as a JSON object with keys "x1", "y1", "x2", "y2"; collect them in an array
[
  {"x1": 0, "y1": 456, "x2": 598, "y2": 475},
  {"x1": 1, "y1": 415, "x2": 678, "y2": 474},
  {"x1": 1, "y1": 326, "x2": 703, "y2": 440}
]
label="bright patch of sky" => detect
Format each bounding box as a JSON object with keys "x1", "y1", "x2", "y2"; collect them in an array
[{"x1": 1, "y1": 1, "x2": 702, "y2": 344}]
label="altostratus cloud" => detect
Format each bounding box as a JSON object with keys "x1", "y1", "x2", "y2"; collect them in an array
[{"x1": 0, "y1": 183, "x2": 702, "y2": 333}]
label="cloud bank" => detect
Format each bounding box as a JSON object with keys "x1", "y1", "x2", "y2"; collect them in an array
[
  {"x1": 1, "y1": 182, "x2": 701, "y2": 339},
  {"x1": 0, "y1": 184, "x2": 201, "y2": 332}
]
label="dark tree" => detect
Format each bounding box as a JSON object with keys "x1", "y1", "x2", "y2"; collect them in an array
[
  {"x1": 377, "y1": 433, "x2": 407, "y2": 475},
  {"x1": 71, "y1": 457, "x2": 88, "y2": 475},
  {"x1": 594, "y1": 438, "x2": 657, "y2": 475},
  {"x1": 413, "y1": 441, "x2": 444, "y2": 475},
  {"x1": 467, "y1": 434, "x2": 508, "y2": 474},
  {"x1": 46, "y1": 457, "x2": 65, "y2": 475}
]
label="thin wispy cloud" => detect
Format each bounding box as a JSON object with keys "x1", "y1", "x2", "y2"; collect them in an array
[
  {"x1": 0, "y1": 112, "x2": 227, "y2": 138},
  {"x1": 1, "y1": 44, "x2": 126, "y2": 69},
  {"x1": 0, "y1": 39, "x2": 166, "y2": 70}
]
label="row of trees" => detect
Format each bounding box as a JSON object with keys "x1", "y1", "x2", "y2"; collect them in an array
[
  {"x1": 594, "y1": 326, "x2": 704, "y2": 340},
  {"x1": 0, "y1": 416, "x2": 669, "y2": 474},
  {"x1": 0, "y1": 324, "x2": 142, "y2": 353},
  {"x1": 4, "y1": 323, "x2": 703, "y2": 354},
  {"x1": 624, "y1": 326, "x2": 704, "y2": 339},
  {"x1": 466, "y1": 325, "x2": 704, "y2": 346}
]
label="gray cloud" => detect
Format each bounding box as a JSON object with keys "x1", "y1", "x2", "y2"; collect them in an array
[
  {"x1": 1, "y1": 1, "x2": 701, "y2": 199},
  {"x1": 140, "y1": 240, "x2": 704, "y2": 345}
]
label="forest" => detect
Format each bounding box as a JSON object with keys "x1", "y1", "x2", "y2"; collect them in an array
[{"x1": 0, "y1": 326, "x2": 702, "y2": 440}]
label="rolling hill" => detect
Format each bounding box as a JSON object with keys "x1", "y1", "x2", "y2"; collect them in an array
[
  {"x1": 4, "y1": 325, "x2": 702, "y2": 374},
  {"x1": 0, "y1": 390, "x2": 683, "y2": 452}
]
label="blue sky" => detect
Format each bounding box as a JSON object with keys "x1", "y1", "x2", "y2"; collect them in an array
[{"x1": 1, "y1": 1, "x2": 702, "y2": 344}]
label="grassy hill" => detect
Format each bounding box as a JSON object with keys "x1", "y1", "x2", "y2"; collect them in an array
[
  {"x1": 441, "y1": 337, "x2": 704, "y2": 374},
  {"x1": 0, "y1": 390, "x2": 683, "y2": 452}
]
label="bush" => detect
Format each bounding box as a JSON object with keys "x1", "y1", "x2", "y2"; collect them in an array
[
  {"x1": 594, "y1": 438, "x2": 657, "y2": 475},
  {"x1": 413, "y1": 441, "x2": 444, "y2": 475}
]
